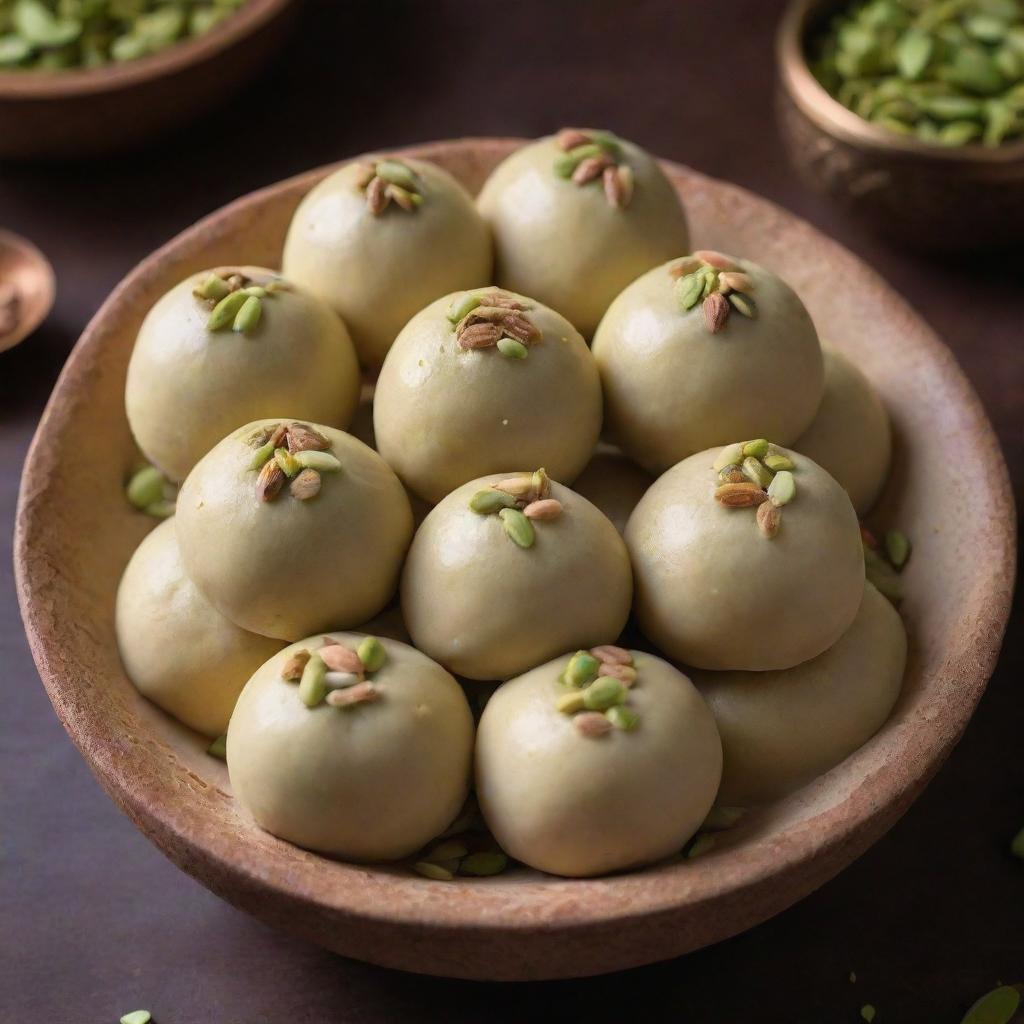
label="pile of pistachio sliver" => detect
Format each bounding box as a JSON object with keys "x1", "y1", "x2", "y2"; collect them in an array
[
  {"x1": 125, "y1": 463, "x2": 175, "y2": 518},
  {"x1": 448, "y1": 288, "x2": 541, "y2": 359},
  {"x1": 809, "y1": 0, "x2": 1024, "y2": 147},
  {"x1": 194, "y1": 269, "x2": 289, "y2": 337},
  {"x1": 412, "y1": 838, "x2": 509, "y2": 882},
  {"x1": 552, "y1": 127, "x2": 635, "y2": 207},
  {"x1": 280, "y1": 635, "x2": 387, "y2": 710},
  {"x1": 670, "y1": 250, "x2": 757, "y2": 334},
  {"x1": 352, "y1": 158, "x2": 424, "y2": 216},
  {"x1": 0, "y1": 0, "x2": 247, "y2": 71},
  {"x1": 246, "y1": 421, "x2": 342, "y2": 503},
  {"x1": 861, "y1": 523, "x2": 912, "y2": 603},
  {"x1": 712, "y1": 439, "x2": 796, "y2": 538},
  {"x1": 555, "y1": 645, "x2": 639, "y2": 738},
  {"x1": 468, "y1": 468, "x2": 563, "y2": 549}
]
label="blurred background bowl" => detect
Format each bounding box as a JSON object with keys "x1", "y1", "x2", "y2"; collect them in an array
[
  {"x1": 0, "y1": 0, "x2": 296, "y2": 160},
  {"x1": 776, "y1": 0, "x2": 1024, "y2": 251}
]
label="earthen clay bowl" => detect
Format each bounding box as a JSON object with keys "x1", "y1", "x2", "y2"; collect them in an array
[
  {"x1": 15, "y1": 138, "x2": 1015, "y2": 981},
  {"x1": 0, "y1": 0, "x2": 295, "y2": 160}
]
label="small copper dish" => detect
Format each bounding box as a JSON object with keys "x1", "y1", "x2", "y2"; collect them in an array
[
  {"x1": 0, "y1": 229, "x2": 55, "y2": 354},
  {"x1": 776, "y1": 0, "x2": 1024, "y2": 250}
]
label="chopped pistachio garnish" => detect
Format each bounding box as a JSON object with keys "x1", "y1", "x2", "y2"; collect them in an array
[
  {"x1": 298, "y1": 653, "x2": 328, "y2": 708},
  {"x1": 285, "y1": 637, "x2": 386, "y2": 711},
  {"x1": 449, "y1": 289, "x2": 541, "y2": 355},
  {"x1": 861, "y1": 1005, "x2": 876, "y2": 1022},
  {"x1": 197, "y1": 269, "x2": 288, "y2": 336},
  {"x1": 713, "y1": 441, "x2": 797, "y2": 539},
  {"x1": 556, "y1": 645, "x2": 640, "y2": 734},
  {"x1": 862, "y1": 521, "x2": 913, "y2": 605},
  {"x1": 206, "y1": 734, "x2": 227, "y2": 760},
  {"x1": 357, "y1": 635, "x2": 387, "y2": 673},
  {"x1": 670, "y1": 250, "x2": 758, "y2": 333},
  {"x1": 458, "y1": 851, "x2": 509, "y2": 877},
  {"x1": 686, "y1": 833, "x2": 717, "y2": 859},
  {"x1": 125, "y1": 464, "x2": 176, "y2": 518},
  {"x1": 247, "y1": 422, "x2": 336, "y2": 504},
  {"x1": 884, "y1": 528, "x2": 912, "y2": 569},
  {"x1": 960, "y1": 986, "x2": 1021, "y2": 1024},
  {"x1": 354, "y1": 158, "x2": 425, "y2": 215},
  {"x1": 413, "y1": 861, "x2": 454, "y2": 881},
  {"x1": 702, "y1": 805, "x2": 746, "y2": 831},
  {"x1": 552, "y1": 128, "x2": 634, "y2": 207},
  {"x1": 467, "y1": 469, "x2": 560, "y2": 546},
  {"x1": 120, "y1": 1013, "x2": 152, "y2": 1024},
  {"x1": 561, "y1": 650, "x2": 600, "y2": 688}
]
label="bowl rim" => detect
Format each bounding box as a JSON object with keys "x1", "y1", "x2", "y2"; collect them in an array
[
  {"x1": 777, "y1": 0, "x2": 1024, "y2": 164},
  {"x1": 0, "y1": 0, "x2": 293, "y2": 99},
  {"x1": 14, "y1": 138, "x2": 1018, "y2": 974}
]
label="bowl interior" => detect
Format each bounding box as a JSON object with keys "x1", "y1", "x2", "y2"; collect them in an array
[{"x1": 15, "y1": 138, "x2": 1015, "y2": 981}]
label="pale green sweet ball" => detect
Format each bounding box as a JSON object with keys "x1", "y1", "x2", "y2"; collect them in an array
[
  {"x1": 477, "y1": 132, "x2": 689, "y2": 336},
  {"x1": 126, "y1": 267, "x2": 360, "y2": 483},
  {"x1": 282, "y1": 158, "x2": 493, "y2": 367}
]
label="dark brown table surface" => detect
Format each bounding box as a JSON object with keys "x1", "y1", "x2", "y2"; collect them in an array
[{"x1": 2, "y1": 1, "x2": 1021, "y2": 1021}]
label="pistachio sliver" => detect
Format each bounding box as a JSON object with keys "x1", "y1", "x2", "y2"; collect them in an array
[
  {"x1": 299, "y1": 653, "x2": 328, "y2": 708},
  {"x1": 126, "y1": 465, "x2": 166, "y2": 509},
  {"x1": 459, "y1": 851, "x2": 508, "y2": 877},
  {"x1": 675, "y1": 272, "x2": 706, "y2": 311},
  {"x1": 248, "y1": 441, "x2": 275, "y2": 471},
  {"x1": 713, "y1": 443, "x2": 746, "y2": 472},
  {"x1": 274, "y1": 448, "x2": 301, "y2": 478},
  {"x1": 498, "y1": 507, "x2": 535, "y2": 548},
  {"x1": 582, "y1": 676, "x2": 627, "y2": 711},
  {"x1": 884, "y1": 529, "x2": 911, "y2": 569},
  {"x1": 207, "y1": 290, "x2": 248, "y2": 331},
  {"x1": 605, "y1": 705, "x2": 639, "y2": 731},
  {"x1": 193, "y1": 273, "x2": 231, "y2": 302},
  {"x1": 556, "y1": 690, "x2": 586, "y2": 715},
  {"x1": 497, "y1": 336, "x2": 529, "y2": 359},
  {"x1": 413, "y1": 861, "x2": 453, "y2": 881},
  {"x1": 742, "y1": 438, "x2": 770, "y2": 459},
  {"x1": 144, "y1": 499, "x2": 176, "y2": 519},
  {"x1": 357, "y1": 635, "x2": 387, "y2": 673},
  {"x1": 233, "y1": 294, "x2": 263, "y2": 335},
  {"x1": 375, "y1": 159, "x2": 417, "y2": 190},
  {"x1": 767, "y1": 470, "x2": 796, "y2": 506},
  {"x1": 206, "y1": 734, "x2": 227, "y2": 760},
  {"x1": 468, "y1": 488, "x2": 517, "y2": 514},
  {"x1": 763, "y1": 454, "x2": 795, "y2": 473},
  {"x1": 294, "y1": 450, "x2": 342, "y2": 473},
  {"x1": 562, "y1": 650, "x2": 600, "y2": 688},
  {"x1": 447, "y1": 293, "x2": 481, "y2": 324},
  {"x1": 742, "y1": 456, "x2": 774, "y2": 488},
  {"x1": 120, "y1": 1013, "x2": 152, "y2": 1024}
]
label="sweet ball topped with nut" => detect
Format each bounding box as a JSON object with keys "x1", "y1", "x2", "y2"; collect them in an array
[
  {"x1": 175, "y1": 419, "x2": 413, "y2": 641},
  {"x1": 401, "y1": 471, "x2": 632, "y2": 681},
  {"x1": 625, "y1": 441, "x2": 864, "y2": 672},
  {"x1": 593, "y1": 252, "x2": 825, "y2": 474},
  {"x1": 125, "y1": 267, "x2": 360, "y2": 483},
  {"x1": 477, "y1": 129, "x2": 690, "y2": 337},
  {"x1": 374, "y1": 288, "x2": 602, "y2": 505},
  {"x1": 282, "y1": 157, "x2": 493, "y2": 367}
]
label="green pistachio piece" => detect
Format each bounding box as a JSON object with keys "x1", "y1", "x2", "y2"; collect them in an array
[
  {"x1": 860, "y1": 1006, "x2": 876, "y2": 1023},
  {"x1": 498, "y1": 507, "x2": 535, "y2": 548},
  {"x1": 0, "y1": 33, "x2": 33, "y2": 64},
  {"x1": 532, "y1": 467, "x2": 550, "y2": 496},
  {"x1": 763, "y1": 454, "x2": 795, "y2": 473},
  {"x1": 374, "y1": 159, "x2": 417, "y2": 190},
  {"x1": 897, "y1": 28, "x2": 933, "y2": 80},
  {"x1": 110, "y1": 32, "x2": 150, "y2": 61},
  {"x1": 675, "y1": 272, "x2": 705, "y2": 311},
  {"x1": 741, "y1": 456, "x2": 774, "y2": 488},
  {"x1": 248, "y1": 441, "x2": 275, "y2": 471},
  {"x1": 497, "y1": 336, "x2": 529, "y2": 360},
  {"x1": 293, "y1": 450, "x2": 341, "y2": 473},
  {"x1": 589, "y1": 129, "x2": 623, "y2": 156},
  {"x1": 767, "y1": 469, "x2": 796, "y2": 506},
  {"x1": 984, "y1": 99, "x2": 1017, "y2": 145},
  {"x1": 568, "y1": 142, "x2": 603, "y2": 162},
  {"x1": 687, "y1": 833, "x2": 716, "y2": 858},
  {"x1": 742, "y1": 438, "x2": 770, "y2": 459},
  {"x1": 193, "y1": 273, "x2": 231, "y2": 302},
  {"x1": 553, "y1": 152, "x2": 582, "y2": 178},
  {"x1": 413, "y1": 861, "x2": 453, "y2": 881},
  {"x1": 126, "y1": 465, "x2": 166, "y2": 509},
  {"x1": 1011, "y1": 827, "x2": 1024, "y2": 859},
  {"x1": 713, "y1": 442, "x2": 746, "y2": 471},
  {"x1": 702, "y1": 805, "x2": 746, "y2": 831},
  {"x1": 562, "y1": 650, "x2": 600, "y2": 688},
  {"x1": 883, "y1": 528, "x2": 911, "y2": 569},
  {"x1": 206, "y1": 734, "x2": 227, "y2": 760},
  {"x1": 727, "y1": 291, "x2": 757, "y2": 318},
  {"x1": 427, "y1": 839, "x2": 468, "y2": 862},
  {"x1": 299, "y1": 653, "x2": 328, "y2": 707},
  {"x1": 459, "y1": 851, "x2": 508, "y2": 877},
  {"x1": 864, "y1": 546, "x2": 903, "y2": 603},
  {"x1": 582, "y1": 676, "x2": 627, "y2": 711},
  {"x1": 143, "y1": 499, "x2": 175, "y2": 519},
  {"x1": 136, "y1": 5, "x2": 185, "y2": 45},
  {"x1": 965, "y1": 13, "x2": 1010, "y2": 44},
  {"x1": 13, "y1": 0, "x2": 80, "y2": 47},
  {"x1": 468, "y1": 488, "x2": 517, "y2": 514},
  {"x1": 357, "y1": 635, "x2": 387, "y2": 673},
  {"x1": 700, "y1": 267, "x2": 718, "y2": 298},
  {"x1": 447, "y1": 292, "x2": 481, "y2": 323},
  {"x1": 274, "y1": 448, "x2": 300, "y2": 478},
  {"x1": 120, "y1": 1013, "x2": 152, "y2": 1024},
  {"x1": 605, "y1": 704, "x2": 639, "y2": 730},
  {"x1": 556, "y1": 690, "x2": 586, "y2": 715},
  {"x1": 960, "y1": 985, "x2": 1020, "y2": 1024},
  {"x1": 207, "y1": 290, "x2": 248, "y2": 331},
  {"x1": 938, "y1": 119, "x2": 983, "y2": 144},
  {"x1": 944, "y1": 46, "x2": 1006, "y2": 96},
  {"x1": 925, "y1": 94, "x2": 985, "y2": 120},
  {"x1": 232, "y1": 294, "x2": 263, "y2": 335},
  {"x1": 190, "y1": 6, "x2": 232, "y2": 35}
]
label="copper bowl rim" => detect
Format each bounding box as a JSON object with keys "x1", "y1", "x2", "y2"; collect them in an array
[
  {"x1": 0, "y1": 0, "x2": 293, "y2": 99},
  {"x1": 777, "y1": 0, "x2": 1024, "y2": 165}
]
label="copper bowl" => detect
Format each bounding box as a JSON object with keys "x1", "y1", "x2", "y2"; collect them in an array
[
  {"x1": 776, "y1": 0, "x2": 1024, "y2": 250},
  {"x1": 0, "y1": 0, "x2": 296, "y2": 160}
]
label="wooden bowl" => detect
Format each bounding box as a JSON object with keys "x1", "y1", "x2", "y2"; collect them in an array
[
  {"x1": 0, "y1": 0, "x2": 295, "y2": 160},
  {"x1": 15, "y1": 138, "x2": 1015, "y2": 981},
  {"x1": 776, "y1": 0, "x2": 1024, "y2": 250}
]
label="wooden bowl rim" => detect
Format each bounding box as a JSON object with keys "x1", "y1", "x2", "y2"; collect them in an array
[
  {"x1": 15, "y1": 137, "x2": 1017, "y2": 947},
  {"x1": 777, "y1": 0, "x2": 1024, "y2": 165},
  {"x1": 0, "y1": 0, "x2": 293, "y2": 99}
]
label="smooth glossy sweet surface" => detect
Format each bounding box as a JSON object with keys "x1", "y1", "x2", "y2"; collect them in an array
[
  {"x1": 283, "y1": 158, "x2": 492, "y2": 366},
  {"x1": 593, "y1": 257, "x2": 824, "y2": 474},
  {"x1": 116, "y1": 519, "x2": 284, "y2": 737},
  {"x1": 793, "y1": 344, "x2": 891, "y2": 516},
  {"x1": 374, "y1": 290, "x2": 602, "y2": 504},
  {"x1": 477, "y1": 134, "x2": 689, "y2": 336},
  {"x1": 126, "y1": 267, "x2": 359, "y2": 482},
  {"x1": 229, "y1": 633, "x2": 473, "y2": 860},
  {"x1": 477, "y1": 651, "x2": 721, "y2": 877},
  {"x1": 176, "y1": 420, "x2": 413, "y2": 640},
  {"x1": 626, "y1": 445, "x2": 863, "y2": 670},
  {"x1": 695, "y1": 582, "x2": 906, "y2": 804},
  {"x1": 402, "y1": 475, "x2": 632, "y2": 680}
]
